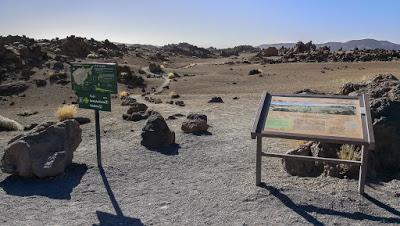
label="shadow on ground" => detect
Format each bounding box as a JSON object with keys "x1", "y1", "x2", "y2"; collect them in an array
[
  {"x1": 192, "y1": 131, "x2": 213, "y2": 136},
  {"x1": 0, "y1": 163, "x2": 87, "y2": 200},
  {"x1": 93, "y1": 166, "x2": 144, "y2": 226},
  {"x1": 261, "y1": 182, "x2": 400, "y2": 225},
  {"x1": 145, "y1": 144, "x2": 181, "y2": 156}
]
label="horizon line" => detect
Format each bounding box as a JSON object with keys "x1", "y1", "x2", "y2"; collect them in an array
[{"x1": 1, "y1": 33, "x2": 399, "y2": 49}]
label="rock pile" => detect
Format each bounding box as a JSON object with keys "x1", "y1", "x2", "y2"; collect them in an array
[
  {"x1": 284, "y1": 74, "x2": 400, "y2": 178},
  {"x1": 1, "y1": 119, "x2": 82, "y2": 178},
  {"x1": 117, "y1": 65, "x2": 144, "y2": 87},
  {"x1": 161, "y1": 42, "x2": 213, "y2": 58},
  {"x1": 122, "y1": 102, "x2": 151, "y2": 122},
  {"x1": 254, "y1": 41, "x2": 400, "y2": 64}
]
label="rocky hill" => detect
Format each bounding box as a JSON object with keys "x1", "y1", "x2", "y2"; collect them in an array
[{"x1": 259, "y1": 39, "x2": 400, "y2": 51}]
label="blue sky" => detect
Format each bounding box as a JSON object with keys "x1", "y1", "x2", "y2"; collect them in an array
[{"x1": 1, "y1": 0, "x2": 399, "y2": 48}]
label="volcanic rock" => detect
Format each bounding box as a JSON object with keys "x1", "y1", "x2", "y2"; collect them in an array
[
  {"x1": 208, "y1": 96, "x2": 224, "y2": 103},
  {"x1": 181, "y1": 113, "x2": 209, "y2": 133},
  {"x1": 1, "y1": 120, "x2": 82, "y2": 178},
  {"x1": 141, "y1": 112, "x2": 175, "y2": 149},
  {"x1": 0, "y1": 82, "x2": 29, "y2": 96}
]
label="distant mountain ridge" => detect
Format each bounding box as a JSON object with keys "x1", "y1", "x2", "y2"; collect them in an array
[{"x1": 258, "y1": 39, "x2": 400, "y2": 51}]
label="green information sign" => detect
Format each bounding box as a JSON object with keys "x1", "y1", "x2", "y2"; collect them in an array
[
  {"x1": 78, "y1": 91, "x2": 111, "y2": 112},
  {"x1": 71, "y1": 62, "x2": 118, "y2": 94}
]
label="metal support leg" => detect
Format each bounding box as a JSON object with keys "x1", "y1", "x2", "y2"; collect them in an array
[
  {"x1": 256, "y1": 135, "x2": 262, "y2": 186},
  {"x1": 95, "y1": 110, "x2": 102, "y2": 168},
  {"x1": 358, "y1": 145, "x2": 369, "y2": 194}
]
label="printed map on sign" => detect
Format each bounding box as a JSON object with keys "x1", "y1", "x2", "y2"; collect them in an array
[
  {"x1": 71, "y1": 63, "x2": 117, "y2": 94},
  {"x1": 264, "y1": 96, "x2": 363, "y2": 139}
]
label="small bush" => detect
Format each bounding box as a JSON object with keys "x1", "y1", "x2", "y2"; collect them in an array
[
  {"x1": 167, "y1": 72, "x2": 175, "y2": 79},
  {"x1": 119, "y1": 90, "x2": 129, "y2": 99},
  {"x1": 0, "y1": 115, "x2": 23, "y2": 131},
  {"x1": 49, "y1": 72, "x2": 67, "y2": 83},
  {"x1": 338, "y1": 144, "x2": 360, "y2": 161},
  {"x1": 169, "y1": 91, "x2": 180, "y2": 99},
  {"x1": 55, "y1": 104, "x2": 77, "y2": 121}
]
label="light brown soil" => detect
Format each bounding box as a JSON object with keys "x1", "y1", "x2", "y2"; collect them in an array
[{"x1": 1, "y1": 54, "x2": 400, "y2": 225}]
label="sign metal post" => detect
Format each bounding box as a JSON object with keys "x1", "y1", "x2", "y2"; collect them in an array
[{"x1": 95, "y1": 109, "x2": 102, "y2": 167}]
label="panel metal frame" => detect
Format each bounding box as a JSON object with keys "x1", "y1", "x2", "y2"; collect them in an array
[{"x1": 251, "y1": 92, "x2": 375, "y2": 194}]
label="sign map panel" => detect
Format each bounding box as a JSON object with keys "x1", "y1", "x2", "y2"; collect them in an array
[
  {"x1": 71, "y1": 62, "x2": 117, "y2": 94},
  {"x1": 264, "y1": 96, "x2": 363, "y2": 139}
]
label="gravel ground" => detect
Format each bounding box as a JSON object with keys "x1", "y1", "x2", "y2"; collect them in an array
[{"x1": 1, "y1": 93, "x2": 400, "y2": 225}]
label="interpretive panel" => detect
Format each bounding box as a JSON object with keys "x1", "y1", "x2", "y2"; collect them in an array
[{"x1": 264, "y1": 96, "x2": 363, "y2": 139}]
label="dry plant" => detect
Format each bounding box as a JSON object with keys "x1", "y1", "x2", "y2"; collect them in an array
[
  {"x1": 167, "y1": 72, "x2": 175, "y2": 79},
  {"x1": 0, "y1": 115, "x2": 23, "y2": 131},
  {"x1": 169, "y1": 91, "x2": 180, "y2": 99},
  {"x1": 338, "y1": 144, "x2": 361, "y2": 161},
  {"x1": 288, "y1": 140, "x2": 308, "y2": 148},
  {"x1": 55, "y1": 104, "x2": 77, "y2": 121},
  {"x1": 118, "y1": 90, "x2": 129, "y2": 99}
]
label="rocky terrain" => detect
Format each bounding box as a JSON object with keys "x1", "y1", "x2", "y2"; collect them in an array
[{"x1": 1, "y1": 35, "x2": 400, "y2": 225}]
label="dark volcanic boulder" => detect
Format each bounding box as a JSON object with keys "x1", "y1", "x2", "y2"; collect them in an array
[
  {"x1": 121, "y1": 96, "x2": 137, "y2": 106},
  {"x1": 282, "y1": 142, "x2": 323, "y2": 177},
  {"x1": 61, "y1": 36, "x2": 90, "y2": 58},
  {"x1": 34, "y1": 79, "x2": 47, "y2": 87},
  {"x1": 1, "y1": 120, "x2": 82, "y2": 178},
  {"x1": 149, "y1": 63, "x2": 163, "y2": 74},
  {"x1": 141, "y1": 112, "x2": 175, "y2": 149},
  {"x1": 339, "y1": 74, "x2": 400, "y2": 175},
  {"x1": 117, "y1": 65, "x2": 144, "y2": 86},
  {"x1": 127, "y1": 103, "x2": 148, "y2": 114},
  {"x1": 248, "y1": 68, "x2": 263, "y2": 75},
  {"x1": 0, "y1": 82, "x2": 29, "y2": 96},
  {"x1": 19, "y1": 44, "x2": 47, "y2": 66},
  {"x1": 181, "y1": 113, "x2": 209, "y2": 133},
  {"x1": 123, "y1": 102, "x2": 151, "y2": 122},
  {"x1": 208, "y1": 96, "x2": 224, "y2": 103},
  {"x1": 0, "y1": 45, "x2": 22, "y2": 69},
  {"x1": 263, "y1": 47, "x2": 279, "y2": 57}
]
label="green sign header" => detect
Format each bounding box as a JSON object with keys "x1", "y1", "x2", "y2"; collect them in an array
[{"x1": 78, "y1": 91, "x2": 111, "y2": 112}]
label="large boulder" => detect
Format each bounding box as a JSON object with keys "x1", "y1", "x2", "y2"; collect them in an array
[
  {"x1": 181, "y1": 113, "x2": 209, "y2": 133},
  {"x1": 19, "y1": 44, "x2": 47, "y2": 66},
  {"x1": 293, "y1": 41, "x2": 316, "y2": 53},
  {"x1": 339, "y1": 74, "x2": 400, "y2": 175},
  {"x1": 149, "y1": 63, "x2": 163, "y2": 74},
  {"x1": 282, "y1": 142, "x2": 323, "y2": 177},
  {"x1": 117, "y1": 65, "x2": 144, "y2": 86},
  {"x1": 0, "y1": 119, "x2": 82, "y2": 178},
  {"x1": 61, "y1": 36, "x2": 90, "y2": 58},
  {"x1": 0, "y1": 45, "x2": 22, "y2": 69},
  {"x1": 0, "y1": 82, "x2": 29, "y2": 96},
  {"x1": 127, "y1": 102, "x2": 148, "y2": 114},
  {"x1": 248, "y1": 68, "x2": 263, "y2": 75},
  {"x1": 263, "y1": 47, "x2": 279, "y2": 57},
  {"x1": 141, "y1": 112, "x2": 175, "y2": 149},
  {"x1": 123, "y1": 102, "x2": 150, "y2": 122},
  {"x1": 208, "y1": 96, "x2": 224, "y2": 103}
]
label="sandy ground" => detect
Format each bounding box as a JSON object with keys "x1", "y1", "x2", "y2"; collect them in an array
[{"x1": 1, "y1": 56, "x2": 400, "y2": 225}]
